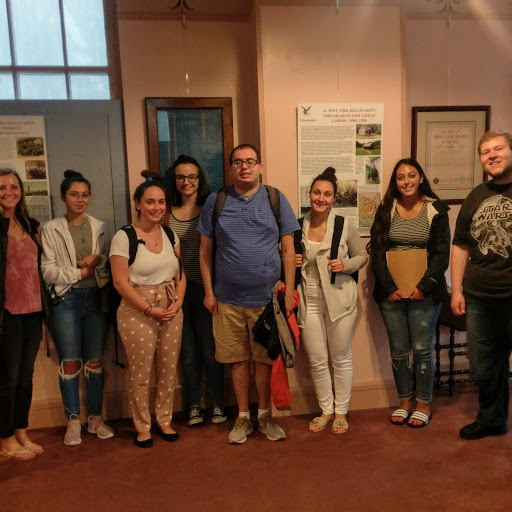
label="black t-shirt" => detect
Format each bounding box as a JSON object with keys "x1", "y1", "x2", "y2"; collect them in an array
[{"x1": 453, "y1": 180, "x2": 512, "y2": 299}]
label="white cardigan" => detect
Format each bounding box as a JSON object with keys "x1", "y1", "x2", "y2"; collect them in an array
[
  {"x1": 297, "y1": 210, "x2": 369, "y2": 326},
  {"x1": 41, "y1": 215, "x2": 109, "y2": 297}
]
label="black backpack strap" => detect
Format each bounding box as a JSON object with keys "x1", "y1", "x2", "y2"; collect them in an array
[
  {"x1": 330, "y1": 215, "x2": 345, "y2": 284},
  {"x1": 214, "y1": 185, "x2": 281, "y2": 230},
  {"x1": 264, "y1": 185, "x2": 281, "y2": 227},
  {"x1": 294, "y1": 217, "x2": 304, "y2": 288},
  {"x1": 162, "y1": 224, "x2": 175, "y2": 247},
  {"x1": 213, "y1": 187, "x2": 229, "y2": 230},
  {"x1": 162, "y1": 225, "x2": 182, "y2": 281},
  {"x1": 120, "y1": 225, "x2": 142, "y2": 266},
  {"x1": 294, "y1": 217, "x2": 304, "y2": 255}
]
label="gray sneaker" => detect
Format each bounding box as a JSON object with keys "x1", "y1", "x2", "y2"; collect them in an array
[
  {"x1": 87, "y1": 416, "x2": 114, "y2": 439},
  {"x1": 64, "y1": 415, "x2": 82, "y2": 446},
  {"x1": 258, "y1": 412, "x2": 286, "y2": 441},
  {"x1": 227, "y1": 417, "x2": 253, "y2": 444}
]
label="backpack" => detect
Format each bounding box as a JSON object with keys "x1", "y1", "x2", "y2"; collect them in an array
[
  {"x1": 104, "y1": 224, "x2": 180, "y2": 368},
  {"x1": 211, "y1": 185, "x2": 282, "y2": 283},
  {"x1": 213, "y1": 184, "x2": 281, "y2": 228},
  {"x1": 294, "y1": 215, "x2": 359, "y2": 287}
]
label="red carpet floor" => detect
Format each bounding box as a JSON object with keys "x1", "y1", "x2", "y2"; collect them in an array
[{"x1": 1, "y1": 387, "x2": 511, "y2": 512}]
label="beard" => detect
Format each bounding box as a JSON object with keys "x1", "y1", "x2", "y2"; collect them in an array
[{"x1": 485, "y1": 162, "x2": 512, "y2": 183}]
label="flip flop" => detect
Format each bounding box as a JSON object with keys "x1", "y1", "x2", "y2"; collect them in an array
[
  {"x1": 390, "y1": 408, "x2": 411, "y2": 425},
  {"x1": 23, "y1": 442, "x2": 44, "y2": 455},
  {"x1": 331, "y1": 418, "x2": 349, "y2": 435},
  {"x1": 309, "y1": 416, "x2": 331, "y2": 432},
  {"x1": 0, "y1": 446, "x2": 36, "y2": 461},
  {"x1": 407, "y1": 410, "x2": 432, "y2": 428}
]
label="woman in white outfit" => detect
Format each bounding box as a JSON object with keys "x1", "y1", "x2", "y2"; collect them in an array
[{"x1": 296, "y1": 168, "x2": 369, "y2": 434}]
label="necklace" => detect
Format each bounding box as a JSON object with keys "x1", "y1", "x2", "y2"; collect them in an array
[
  {"x1": 8, "y1": 219, "x2": 28, "y2": 241},
  {"x1": 68, "y1": 218, "x2": 88, "y2": 243}
]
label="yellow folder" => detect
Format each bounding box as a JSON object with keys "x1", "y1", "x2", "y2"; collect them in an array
[{"x1": 386, "y1": 248, "x2": 427, "y2": 296}]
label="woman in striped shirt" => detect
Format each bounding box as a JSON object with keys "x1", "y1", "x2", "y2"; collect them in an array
[
  {"x1": 367, "y1": 158, "x2": 450, "y2": 428},
  {"x1": 166, "y1": 155, "x2": 226, "y2": 427}
]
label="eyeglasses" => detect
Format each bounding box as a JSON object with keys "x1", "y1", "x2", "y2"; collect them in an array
[
  {"x1": 67, "y1": 192, "x2": 90, "y2": 200},
  {"x1": 176, "y1": 174, "x2": 199, "y2": 183},
  {"x1": 231, "y1": 159, "x2": 259, "y2": 169}
]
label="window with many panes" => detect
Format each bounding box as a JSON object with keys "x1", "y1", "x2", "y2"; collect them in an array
[{"x1": 0, "y1": 0, "x2": 121, "y2": 100}]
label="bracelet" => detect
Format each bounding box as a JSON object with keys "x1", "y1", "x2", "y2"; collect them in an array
[{"x1": 143, "y1": 306, "x2": 152, "y2": 316}]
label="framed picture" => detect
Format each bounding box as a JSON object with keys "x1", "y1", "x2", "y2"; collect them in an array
[
  {"x1": 145, "y1": 97, "x2": 233, "y2": 191},
  {"x1": 411, "y1": 105, "x2": 490, "y2": 204}
]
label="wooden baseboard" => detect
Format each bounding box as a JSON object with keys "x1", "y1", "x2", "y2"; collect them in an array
[{"x1": 29, "y1": 378, "x2": 401, "y2": 428}]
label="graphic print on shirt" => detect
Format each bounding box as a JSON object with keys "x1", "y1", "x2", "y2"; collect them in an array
[{"x1": 471, "y1": 195, "x2": 512, "y2": 258}]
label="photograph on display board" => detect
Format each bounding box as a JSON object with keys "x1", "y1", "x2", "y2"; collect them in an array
[
  {"x1": 16, "y1": 136, "x2": 45, "y2": 157},
  {"x1": 25, "y1": 159, "x2": 47, "y2": 180}
]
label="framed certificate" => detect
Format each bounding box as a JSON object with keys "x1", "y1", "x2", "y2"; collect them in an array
[{"x1": 411, "y1": 106, "x2": 490, "y2": 204}]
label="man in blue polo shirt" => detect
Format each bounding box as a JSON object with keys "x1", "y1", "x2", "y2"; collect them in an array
[{"x1": 198, "y1": 143, "x2": 299, "y2": 444}]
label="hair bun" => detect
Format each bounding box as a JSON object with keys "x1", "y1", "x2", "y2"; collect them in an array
[
  {"x1": 141, "y1": 170, "x2": 161, "y2": 183},
  {"x1": 322, "y1": 167, "x2": 336, "y2": 177},
  {"x1": 64, "y1": 169, "x2": 83, "y2": 179}
]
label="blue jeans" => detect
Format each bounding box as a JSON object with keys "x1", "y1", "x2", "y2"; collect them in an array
[
  {"x1": 49, "y1": 287, "x2": 108, "y2": 418},
  {"x1": 465, "y1": 294, "x2": 512, "y2": 428},
  {"x1": 180, "y1": 282, "x2": 224, "y2": 406},
  {"x1": 379, "y1": 296, "x2": 441, "y2": 403}
]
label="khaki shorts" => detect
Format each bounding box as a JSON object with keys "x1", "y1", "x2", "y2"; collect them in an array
[{"x1": 213, "y1": 301, "x2": 271, "y2": 364}]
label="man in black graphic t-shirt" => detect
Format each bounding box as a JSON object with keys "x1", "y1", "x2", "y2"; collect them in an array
[{"x1": 452, "y1": 130, "x2": 512, "y2": 440}]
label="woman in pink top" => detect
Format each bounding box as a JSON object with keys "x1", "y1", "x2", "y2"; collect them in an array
[{"x1": 0, "y1": 168, "x2": 50, "y2": 461}]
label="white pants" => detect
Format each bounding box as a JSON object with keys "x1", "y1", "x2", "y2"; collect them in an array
[{"x1": 300, "y1": 279, "x2": 356, "y2": 415}]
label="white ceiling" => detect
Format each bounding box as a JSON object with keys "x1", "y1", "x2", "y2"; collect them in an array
[{"x1": 116, "y1": 0, "x2": 512, "y2": 21}]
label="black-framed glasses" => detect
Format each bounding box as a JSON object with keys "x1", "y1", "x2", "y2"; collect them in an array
[
  {"x1": 231, "y1": 159, "x2": 259, "y2": 169},
  {"x1": 176, "y1": 174, "x2": 199, "y2": 183}
]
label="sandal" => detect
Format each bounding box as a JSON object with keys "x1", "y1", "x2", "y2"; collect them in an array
[
  {"x1": 390, "y1": 408, "x2": 411, "y2": 426},
  {"x1": 0, "y1": 446, "x2": 36, "y2": 461},
  {"x1": 309, "y1": 416, "x2": 331, "y2": 432},
  {"x1": 23, "y1": 442, "x2": 44, "y2": 455},
  {"x1": 407, "y1": 410, "x2": 432, "y2": 428},
  {"x1": 331, "y1": 418, "x2": 349, "y2": 435}
]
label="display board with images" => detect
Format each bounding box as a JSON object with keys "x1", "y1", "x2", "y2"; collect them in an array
[
  {"x1": 0, "y1": 116, "x2": 51, "y2": 223},
  {"x1": 297, "y1": 103, "x2": 384, "y2": 235}
]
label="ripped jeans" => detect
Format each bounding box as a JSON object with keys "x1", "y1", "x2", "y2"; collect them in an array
[
  {"x1": 49, "y1": 287, "x2": 108, "y2": 418},
  {"x1": 379, "y1": 296, "x2": 441, "y2": 403}
]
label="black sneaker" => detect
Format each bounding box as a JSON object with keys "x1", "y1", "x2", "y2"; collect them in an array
[
  {"x1": 187, "y1": 405, "x2": 204, "y2": 426},
  {"x1": 459, "y1": 421, "x2": 508, "y2": 440},
  {"x1": 211, "y1": 404, "x2": 227, "y2": 424}
]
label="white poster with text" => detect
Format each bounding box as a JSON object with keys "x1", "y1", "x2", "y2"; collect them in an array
[
  {"x1": 0, "y1": 116, "x2": 51, "y2": 223},
  {"x1": 297, "y1": 103, "x2": 384, "y2": 235}
]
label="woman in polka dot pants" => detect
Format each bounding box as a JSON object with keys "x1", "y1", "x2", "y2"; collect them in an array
[{"x1": 110, "y1": 171, "x2": 186, "y2": 448}]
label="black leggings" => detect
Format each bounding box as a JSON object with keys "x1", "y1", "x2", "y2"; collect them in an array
[{"x1": 0, "y1": 310, "x2": 42, "y2": 438}]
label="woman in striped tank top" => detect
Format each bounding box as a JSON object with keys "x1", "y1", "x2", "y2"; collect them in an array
[
  {"x1": 166, "y1": 155, "x2": 226, "y2": 427},
  {"x1": 367, "y1": 158, "x2": 450, "y2": 428}
]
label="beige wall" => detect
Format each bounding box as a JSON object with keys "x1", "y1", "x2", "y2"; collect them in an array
[
  {"x1": 405, "y1": 17, "x2": 512, "y2": 279},
  {"x1": 119, "y1": 18, "x2": 259, "y2": 200},
  {"x1": 257, "y1": 4, "x2": 403, "y2": 413},
  {"x1": 28, "y1": 6, "x2": 512, "y2": 427}
]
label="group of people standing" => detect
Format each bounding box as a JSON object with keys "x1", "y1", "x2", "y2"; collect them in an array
[{"x1": 1, "y1": 130, "x2": 511, "y2": 459}]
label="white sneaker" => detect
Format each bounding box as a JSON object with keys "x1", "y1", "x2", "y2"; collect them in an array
[
  {"x1": 64, "y1": 416, "x2": 82, "y2": 446},
  {"x1": 87, "y1": 416, "x2": 114, "y2": 439}
]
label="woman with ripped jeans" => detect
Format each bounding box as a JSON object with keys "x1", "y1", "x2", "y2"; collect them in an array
[
  {"x1": 42, "y1": 170, "x2": 113, "y2": 445},
  {"x1": 367, "y1": 159, "x2": 450, "y2": 428}
]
